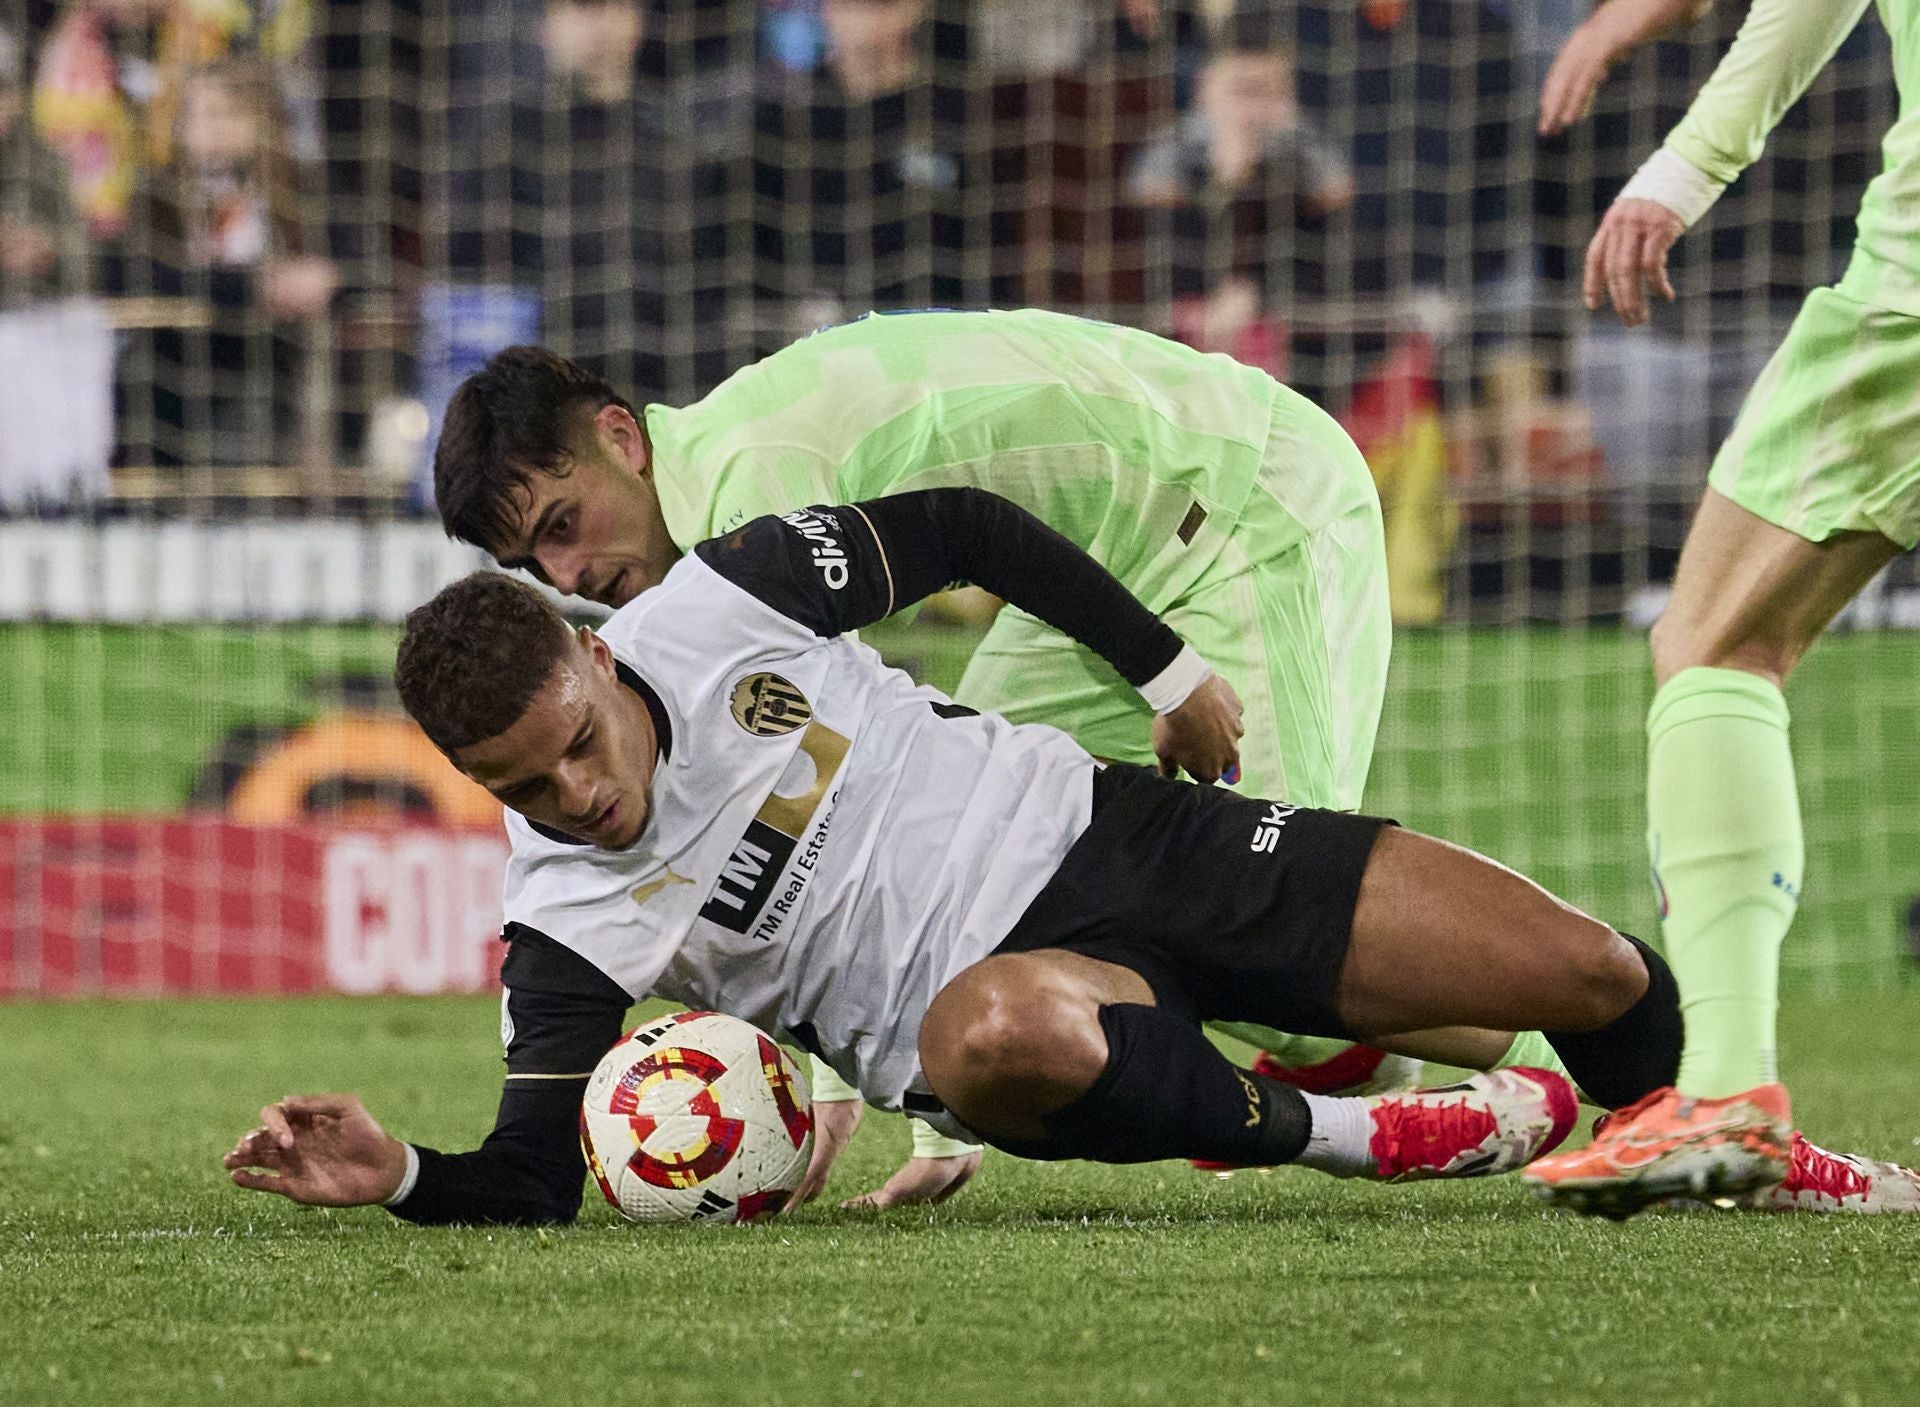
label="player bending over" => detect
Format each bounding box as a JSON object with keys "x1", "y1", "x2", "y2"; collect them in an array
[
  {"x1": 429, "y1": 311, "x2": 1572, "y2": 1207},
  {"x1": 225, "y1": 490, "x2": 1682, "y2": 1222},
  {"x1": 1526, "y1": 0, "x2": 1920, "y2": 1215}
]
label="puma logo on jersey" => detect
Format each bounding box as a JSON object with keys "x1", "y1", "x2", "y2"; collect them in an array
[
  {"x1": 631, "y1": 867, "x2": 696, "y2": 905},
  {"x1": 1250, "y1": 803, "x2": 1296, "y2": 854},
  {"x1": 780, "y1": 509, "x2": 849, "y2": 589}
]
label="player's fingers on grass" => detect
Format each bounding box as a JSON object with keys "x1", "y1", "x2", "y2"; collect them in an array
[
  {"x1": 229, "y1": 1168, "x2": 295, "y2": 1197},
  {"x1": 259, "y1": 1103, "x2": 296, "y2": 1149},
  {"x1": 786, "y1": 1156, "x2": 833, "y2": 1208},
  {"x1": 279, "y1": 1092, "x2": 361, "y2": 1122},
  {"x1": 223, "y1": 1130, "x2": 285, "y2": 1168}
]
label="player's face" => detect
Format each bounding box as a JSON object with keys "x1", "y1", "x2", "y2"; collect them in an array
[
  {"x1": 453, "y1": 629, "x2": 659, "y2": 849},
  {"x1": 497, "y1": 404, "x2": 680, "y2": 610}
]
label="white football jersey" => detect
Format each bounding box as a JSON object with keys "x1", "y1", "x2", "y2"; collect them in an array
[{"x1": 501, "y1": 533, "x2": 1100, "y2": 1127}]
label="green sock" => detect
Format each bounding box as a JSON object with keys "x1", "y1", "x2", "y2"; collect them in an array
[{"x1": 1647, "y1": 666, "x2": 1802, "y2": 1099}]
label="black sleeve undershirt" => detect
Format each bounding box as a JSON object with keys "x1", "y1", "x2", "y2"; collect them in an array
[
  {"x1": 387, "y1": 925, "x2": 629, "y2": 1227},
  {"x1": 692, "y1": 488, "x2": 1185, "y2": 688}
]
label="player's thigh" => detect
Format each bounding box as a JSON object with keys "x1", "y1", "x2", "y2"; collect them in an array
[
  {"x1": 952, "y1": 605, "x2": 1157, "y2": 766},
  {"x1": 1658, "y1": 491, "x2": 1904, "y2": 687},
  {"x1": 1169, "y1": 497, "x2": 1389, "y2": 811},
  {"x1": 1337, "y1": 828, "x2": 1643, "y2": 1037},
  {"x1": 1673, "y1": 289, "x2": 1918, "y2": 682}
]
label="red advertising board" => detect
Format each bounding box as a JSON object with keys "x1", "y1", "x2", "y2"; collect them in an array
[{"x1": 0, "y1": 818, "x2": 509, "y2": 997}]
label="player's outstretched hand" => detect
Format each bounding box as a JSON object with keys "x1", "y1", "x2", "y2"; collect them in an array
[
  {"x1": 786, "y1": 1095, "x2": 863, "y2": 1209},
  {"x1": 1538, "y1": 7, "x2": 1632, "y2": 135},
  {"x1": 839, "y1": 1150, "x2": 982, "y2": 1210},
  {"x1": 1152, "y1": 672, "x2": 1245, "y2": 785},
  {"x1": 1537, "y1": 0, "x2": 1711, "y2": 136},
  {"x1": 1583, "y1": 197, "x2": 1684, "y2": 326},
  {"x1": 223, "y1": 1093, "x2": 410, "y2": 1207}
]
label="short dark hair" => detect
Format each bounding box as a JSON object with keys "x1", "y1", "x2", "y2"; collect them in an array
[
  {"x1": 395, "y1": 572, "x2": 575, "y2": 752},
  {"x1": 433, "y1": 346, "x2": 635, "y2": 556}
]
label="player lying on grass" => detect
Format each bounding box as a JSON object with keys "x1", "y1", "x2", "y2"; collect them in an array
[
  {"x1": 1526, "y1": 0, "x2": 1920, "y2": 1216},
  {"x1": 225, "y1": 489, "x2": 1684, "y2": 1223},
  {"x1": 428, "y1": 312, "x2": 1573, "y2": 1207}
]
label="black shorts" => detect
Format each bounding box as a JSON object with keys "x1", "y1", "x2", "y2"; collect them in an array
[{"x1": 992, "y1": 764, "x2": 1394, "y2": 1039}]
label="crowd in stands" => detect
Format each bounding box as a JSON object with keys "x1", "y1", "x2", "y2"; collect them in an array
[{"x1": 0, "y1": 0, "x2": 1896, "y2": 533}]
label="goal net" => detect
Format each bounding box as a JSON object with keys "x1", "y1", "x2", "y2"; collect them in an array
[{"x1": 1, "y1": 0, "x2": 1912, "y2": 996}]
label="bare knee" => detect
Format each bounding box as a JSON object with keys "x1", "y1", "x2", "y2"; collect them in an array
[
  {"x1": 1551, "y1": 929, "x2": 1648, "y2": 1031},
  {"x1": 923, "y1": 962, "x2": 1072, "y2": 1087},
  {"x1": 919, "y1": 956, "x2": 1109, "y2": 1137}
]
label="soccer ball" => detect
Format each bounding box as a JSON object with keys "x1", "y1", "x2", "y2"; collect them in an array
[{"x1": 580, "y1": 1010, "x2": 815, "y2": 1224}]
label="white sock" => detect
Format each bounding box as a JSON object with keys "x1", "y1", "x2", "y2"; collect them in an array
[{"x1": 1293, "y1": 1091, "x2": 1375, "y2": 1178}]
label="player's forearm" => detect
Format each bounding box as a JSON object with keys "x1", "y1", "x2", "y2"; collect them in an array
[
  {"x1": 1660, "y1": 0, "x2": 1870, "y2": 188},
  {"x1": 860, "y1": 487, "x2": 1188, "y2": 694},
  {"x1": 387, "y1": 1082, "x2": 587, "y2": 1226},
  {"x1": 1591, "y1": 0, "x2": 1716, "y2": 53}
]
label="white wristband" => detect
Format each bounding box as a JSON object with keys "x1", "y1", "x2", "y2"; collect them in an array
[
  {"x1": 1617, "y1": 146, "x2": 1725, "y2": 230},
  {"x1": 1138, "y1": 643, "x2": 1211, "y2": 715},
  {"x1": 385, "y1": 1142, "x2": 421, "y2": 1206}
]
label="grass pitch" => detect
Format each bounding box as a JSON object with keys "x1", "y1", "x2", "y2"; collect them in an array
[{"x1": 5, "y1": 993, "x2": 1919, "y2": 1406}]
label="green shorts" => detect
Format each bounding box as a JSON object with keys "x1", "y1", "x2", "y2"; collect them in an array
[
  {"x1": 1710, "y1": 286, "x2": 1920, "y2": 551},
  {"x1": 951, "y1": 392, "x2": 1390, "y2": 811}
]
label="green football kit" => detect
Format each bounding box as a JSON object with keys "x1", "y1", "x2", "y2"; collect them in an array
[
  {"x1": 1663, "y1": 0, "x2": 1920, "y2": 551},
  {"x1": 1632, "y1": 0, "x2": 1920, "y2": 1099},
  {"x1": 643, "y1": 308, "x2": 1415, "y2": 1131},
  {"x1": 646, "y1": 307, "x2": 1391, "y2": 811}
]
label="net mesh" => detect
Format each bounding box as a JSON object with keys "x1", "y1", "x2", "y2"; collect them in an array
[{"x1": 0, "y1": 0, "x2": 1913, "y2": 995}]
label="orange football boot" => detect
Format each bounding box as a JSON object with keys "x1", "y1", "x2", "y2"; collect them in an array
[{"x1": 1523, "y1": 1082, "x2": 1792, "y2": 1219}]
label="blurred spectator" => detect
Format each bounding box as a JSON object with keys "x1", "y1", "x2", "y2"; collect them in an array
[
  {"x1": 111, "y1": 55, "x2": 335, "y2": 467},
  {"x1": 1, "y1": 21, "x2": 93, "y2": 308},
  {"x1": 1130, "y1": 5, "x2": 1351, "y2": 370},
  {"x1": 821, "y1": 0, "x2": 924, "y2": 100},
  {"x1": 754, "y1": 0, "x2": 969, "y2": 337},
  {"x1": 544, "y1": 0, "x2": 647, "y2": 103},
  {"x1": 973, "y1": 0, "x2": 1094, "y2": 79},
  {"x1": 168, "y1": 58, "x2": 334, "y2": 316},
  {"x1": 527, "y1": 0, "x2": 747, "y2": 404},
  {"x1": 31, "y1": 0, "x2": 310, "y2": 240},
  {"x1": 1129, "y1": 9, "x2": 1350, "y2": 215},
  {"x1": 1307, "y1": 0, "x2": 1518, "y2": 297},
  {"x1": 32, "y1": 0, "x2": 150, "y2": 237}
]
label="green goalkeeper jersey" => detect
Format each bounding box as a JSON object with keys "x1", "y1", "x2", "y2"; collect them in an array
[
  {"x1": 643, "y1": 309, "x2": 1284, "y2": 614},
  {"x1": 1662, "y1": 0, "x2": 1920, "y2": 315}
]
